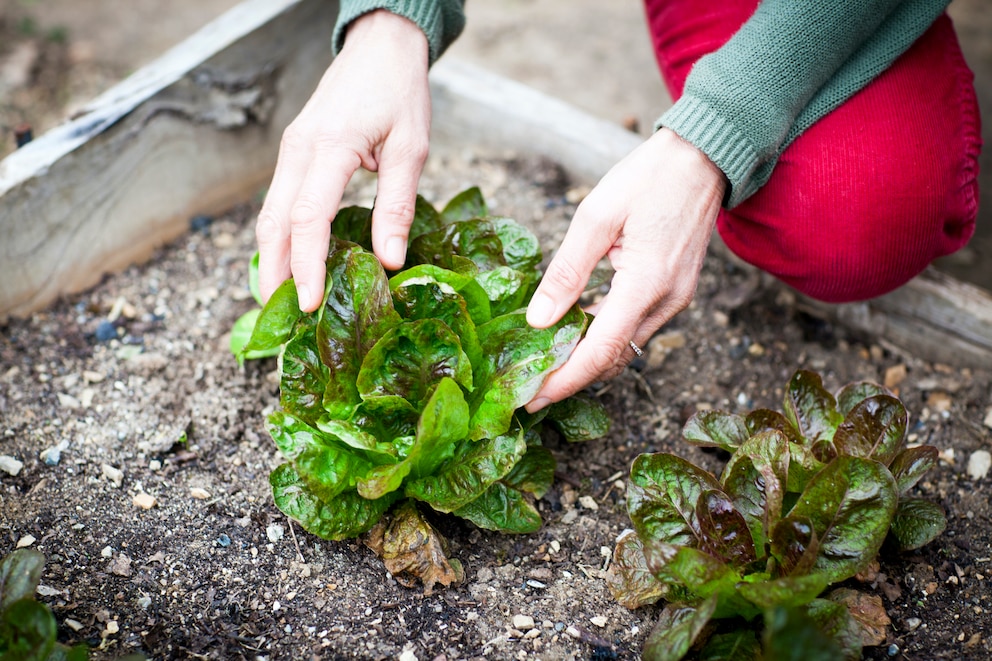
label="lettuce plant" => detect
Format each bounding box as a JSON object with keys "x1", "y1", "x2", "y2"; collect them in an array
[
  {"x1": 233, "y1": 188, "x2": 610, "y2": 589},
  {"x1": 607, "y1": 369, "x2": 945, "y2": 661},
  {"x1": 1, "y1": 549, "x2": 88, "y2": 661}
]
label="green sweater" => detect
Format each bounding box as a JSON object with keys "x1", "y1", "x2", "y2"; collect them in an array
[{"x1": 333, "y1": 0, "x2": 948, "y2": 208}]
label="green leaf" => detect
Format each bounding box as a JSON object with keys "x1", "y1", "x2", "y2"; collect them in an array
[
  {"x1": 280, "y1": 315, "x2": 331, "y2": 424},
  {"x1": 736, "y1": 573, "x2": 829, "y2": 610},
  {"x1": 888, "y1": 498, "x2": 946, "y2": 551},
  {"x1": 230, "y1": 309, "x2": 281, "y2": 364},
  {"x1": 391, "y1": 279, "x2": 483, "y2": 367},
  {"x1": 294, "y1": 435, "x2": 374, "y2": 502},
  {"x1": 835, "y1": 381, "x2": 890, "y2": 417},
  {"x1": 475, "y1": 266, "x2": 538, "y2": 317},
  {"x1": 695, "y1": 490, "x2": 756, "y2": 567},
  {"x1": 405, "y1": 431, "x2": 527, "y2": 512},
  {"x1": 270, "y1": 463, "x2": 395, "y2": 541},
  {"x1": 804, "y1": 599, "x2": 864, "y2": 661},
  {"x1": 331, "y1": 205, "x2": 372, "y2": 251},
  {"x1": 389, "y1": 264, "x2": 492, "y2": 325},
  {"x1": 346, "y1": 398, "x2": 418, "y2": 456},
  {"x1": 488, "y1": 216, "x2": 542, "y2": 272},
  {"x1": 784, "y1": 442, "x2": 827, "y2": 494},
  {"x1": 0, "y1": 549, "x2": 45, "y2": 610},
  {"x1": 409, "y1": 219, "x2": 508, "y2": 274},
  {"x1": 440, "y1": 186, "x2": 487, "y2": 223},
  {"x1": 683, "y1": 410, "x2": 750, "y2": 452},
  {"x1": 782, "y1": 370, "x2": 844, "y2": 446},
  {"x1": 744, "y1": 409, "x2": 801, "y2": 444},
  {"x1": 469, "y1": 306, "x2": 586, "y2": 440},
  {"x1": 453, "y1": 481, "x2": 542, "y2": 533},
  {"x1": 408, "y1": 195, "x2": 444, "y2": 240},
  {"x1": 698, "y1": 630, "x2": 761, "y2": 661},
  {"x1": 644, "y1": 545, "x2": 756, "y2": 619},
  {"x1": 503, "y1": 445, "x2": 556, "y2": 499},
  {"x1": 627, "y1": 453, "x2": 724, "y2": 549},
  {"x1": 0, "y1": 598, "x2": 56, "y2": 661},
  {"x1": 248, "y1": 251, "x2": 262, "y2": 305},
  {"x1": 410, "y1": 377, "x2": 471, "y2": 478},
  {"x1": 888, "y1": 445, "x2": 938, "y2": 495},
  {"x1": 720, "y1": 430, "x2": 789, "y2": 555},
  {"x1": 358, "y1": 319, "x2": 472, "y2": 409},
  {"x1": 762, "y1": 606, "x2": 849, "y2": 661},
  {"x1": 605, "y1": 530, "x2": 670, "y2": 609},
  {"x1": 642, "y1": 597, "x2": 718, "y2": 661},
  {"x1": 318, "y1": 240, "x2": 402, "y2": 417},
  {"x1": 266, "y1": 411, "x2": 327, "y2": 461},
  {"x1": 769, "y1": 515, "x2": 820, "y2": 577},
  {"x1": 315, "y1": 416, "x2": 400, "y2": 462},
  {"x1": 787, "y1": 456, "x2": 898, "y2": 583},
  {"x1": 239, "y1": 279, "x2": 301, "y2": 358},
  {"x1": 832, "y1": 395, "x2": 907, "y2": 465},
  {"x1": 545, "y1": 394, "x2": 611, "y2": 442}
]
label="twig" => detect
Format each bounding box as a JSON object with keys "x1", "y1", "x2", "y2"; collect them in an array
[{"x1": 287, "y1": 517, "x2": 305, "y2": 563}]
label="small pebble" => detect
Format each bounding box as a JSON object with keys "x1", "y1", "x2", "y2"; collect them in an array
[
  {"x1": 905, "y1": 617, "x2": 922, "y2": 631},
  {"x1": 217, "y1": 534, "x2": 231, "y2": 547},
  {"x1": 590, "y1": 616, "x2": 608, "y2": 628},
  {"x1": 133, "y1": 492, "x2": 157, "y2": 509},
  {"x1": 16, "y1": 535, "x2": 36, "y2": 548},
  {"x1": 0, "y1": 455, "x2": 24, "y2": 476},
  {"x1": 512, "y1": 614, "x2": 535, "y2": 631},
  {"x1": 967, "y1": 450, "x2": 991, "y2": 480},
  {"x1": 266, "y1": 523, "x2": 285, "y2": 543},
  {"x1": 101, "y1": 546, "x2": 114, "y2": 558},
  {"x1": 578, "y1": 495, "x2": 599, "y2": 511},
  {"x1": 39, "y1": 447, "x2": 61, "y2": 466},
  {"x1": 105, "y1": 620, "x2": 119, "y2": 635},
  {"x1": 94, "y1": 321, "x2": 118, "y2": 343},
  {"x1": 137, "y1": 596, "x2": 152, "y2": 609},
  {"x1": 887, "y1": 644, "x2": 899, "y2": 657},
  {"x1": 190, "y1": 487, "x2": 211, "y2": 500},
  {"x1": 65, "y1": 619, "x2": 84, "y2": 632},
  {"x1": 526, "y1": 580, "x2": 547, "y2": 589},
  {"x1": 101, "y1": 464, "x2": 124, "y2": 487}
]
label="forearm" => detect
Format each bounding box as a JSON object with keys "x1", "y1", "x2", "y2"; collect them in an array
[
  {"x1": 333, "y1": 0, "x2": 466, "y2": 65},
  {"x1": 659, "y1": 0, "x2": 949, "y2": 207}
]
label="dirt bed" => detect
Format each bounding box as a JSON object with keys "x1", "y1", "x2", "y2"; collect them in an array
[{"x1": 1, "y1": 145, "x2": 991, "y2": 660}]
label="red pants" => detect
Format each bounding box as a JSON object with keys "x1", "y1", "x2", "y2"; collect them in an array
[{"x1": 644, "y1": 1, "x2": 982, "y2": 302}]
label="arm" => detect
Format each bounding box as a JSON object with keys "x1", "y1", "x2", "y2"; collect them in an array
[
  {"x1": 660, "y1": 0, "x2": 949, "y2": 206},
  {"x1": 333, "y1": 0, "x2": 466, "y2": 65}
]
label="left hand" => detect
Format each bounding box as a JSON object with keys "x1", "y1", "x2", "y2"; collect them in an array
[{"x1": 524, "y1": 128, "x2": 727, "y2": 412}]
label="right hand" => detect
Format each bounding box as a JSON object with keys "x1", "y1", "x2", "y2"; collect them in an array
[{"x1": 255, "y1": 10, "x2": 432, "y2": 311}]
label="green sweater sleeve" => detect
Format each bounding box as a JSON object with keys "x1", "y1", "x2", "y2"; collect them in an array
[
  {"x1": 333, "y1": 0, "x2": 466, "y2": 66},
  {"x1": 657, "y1": 0, "x2": 949, "y2": 208}
]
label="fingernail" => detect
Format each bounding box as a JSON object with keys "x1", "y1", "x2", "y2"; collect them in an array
[
  {"x1": 526, "y1": 292, "x2": 555, "y2": 327},
  {"x1": 296, "y1": 283, "x2": 312, "y2": 310},
  {"x1": 385, "y1": 236, "x2": 406, "y2": 268},
  {"x1": 526, "y1": 397, "x2": 551, "y2": 413}
]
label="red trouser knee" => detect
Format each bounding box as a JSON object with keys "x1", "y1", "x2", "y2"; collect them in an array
[{"x1": 643, "y1": 1, "x2": 982, "y2": 302}]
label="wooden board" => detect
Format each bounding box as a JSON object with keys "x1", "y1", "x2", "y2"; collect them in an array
[
  {"x1": 0, "y1": 0, "x2": 337, "y2": 319},
  {"x1": 2, "y1": 2, "x2": 992, "y2": 369}
]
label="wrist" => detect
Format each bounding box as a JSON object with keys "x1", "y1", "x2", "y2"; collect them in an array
[
  {"x1": 656, "y1": 128, "x2": 729, "y2": 202},
  {"x1": 344, "y1": 9, "x2": 429, "y2": 57}
]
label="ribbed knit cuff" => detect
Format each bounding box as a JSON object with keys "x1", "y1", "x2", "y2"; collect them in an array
[
  {"x1": 656, "y1": 95, "x2": 763, "y2": 208},
  {"x1": 333, "y1": 0, "x2": 465, "y2": 66}
]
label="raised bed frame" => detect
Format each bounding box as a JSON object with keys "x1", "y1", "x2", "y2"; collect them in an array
[{"x1": 2, "y1": 0, "x2": 991, "y2": 368}]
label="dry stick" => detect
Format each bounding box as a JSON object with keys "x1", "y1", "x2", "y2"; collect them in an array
[{"x1": 287, "y1": 517, "x2": 305, "y2": 563}]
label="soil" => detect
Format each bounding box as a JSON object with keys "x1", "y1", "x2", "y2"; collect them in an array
[{"x1": 2, "y1": 3, "x2": 992, "y2": 661}]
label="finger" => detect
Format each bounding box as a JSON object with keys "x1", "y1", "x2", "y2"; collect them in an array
[
  {"x1": 370, "y1": 138, "x2": 428, "y2": 270},
  {"x1": 289, "y1": 146, "x2": 362, "y2": 311},
  {"x1": 525, "y1": 270, "x2": 670, "y2": 411},
  {"x1": 256, "y1": 135, "x2": 311, "y2": 303},
  {"x1": 526, "y1": 203, "x2": 619, "y2": 329}
]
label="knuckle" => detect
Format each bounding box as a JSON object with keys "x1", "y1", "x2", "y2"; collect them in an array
[
  {"x1": 543, "y1": 259, "x2": 586, "y2": 294},
  {"x1": 588, "y1": 336, "x2": 629, "y2": 375},
  {"x1": 255, "y1": 210, "x2": 285, "y2": 245},
  {"x1": 374, "y1": 198, "x2": 416, "y2": 224},
  {"x1": 289, "y1": 192, "x2": 330, "y2": 227},
  {"x1": 279, "y1": 124, "x2": 310, "y2": 153}
]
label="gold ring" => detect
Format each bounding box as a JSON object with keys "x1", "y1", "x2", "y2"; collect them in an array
[{"x1": 629, "y1": 340, "x2": 643, "y2": 357}]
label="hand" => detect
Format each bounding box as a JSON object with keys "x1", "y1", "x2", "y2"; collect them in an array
[
  {"x1": 524, "y1": 128, "x2": 727, "y2": 411},
  {"x1": 255, "y1": 10, "x2": 432, "y2": 311}
]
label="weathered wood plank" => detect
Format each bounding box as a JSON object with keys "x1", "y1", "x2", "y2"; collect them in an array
[{"x1": 0, "y1": 0, "x2": 337, "y2": 320}]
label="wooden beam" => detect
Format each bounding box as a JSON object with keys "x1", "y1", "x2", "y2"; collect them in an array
[{"x1": 0, "y1": 0, "x2": 337, "y2": 320}]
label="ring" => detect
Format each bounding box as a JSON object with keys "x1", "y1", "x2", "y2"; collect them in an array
[{"x1": 629, "y1": 340, "x2": 644, "y2": 357}]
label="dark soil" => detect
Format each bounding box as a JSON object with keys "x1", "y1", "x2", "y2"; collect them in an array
[{"x1": 2, "y1": 147, "x2": 991, "y2": 661}]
